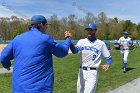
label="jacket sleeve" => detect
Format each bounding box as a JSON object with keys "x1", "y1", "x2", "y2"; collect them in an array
[
  {"x1": 0, "y1": 41, "x2": 13, "y2": 68},
  {"x1": 48, "y1": 37, "x2": 71, "y2": 58}
]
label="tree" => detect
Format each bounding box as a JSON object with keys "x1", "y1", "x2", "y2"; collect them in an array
[
  {"x1": 135, "y1": 23, "x2": 140, "y2": 39},
  {"x1": 83, "y1": 12, "x2": 97, "y2": 25},
  {"x1": 97, "y1": 12, "x2": 108, "y2": 39},
  {"x1": 122, "y1": 20, "x2": 133, "y2": 32}
]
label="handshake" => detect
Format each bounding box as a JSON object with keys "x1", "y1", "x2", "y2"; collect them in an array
[{"x1": 65, "y1": 31, "x2": 71, "y2": 39}]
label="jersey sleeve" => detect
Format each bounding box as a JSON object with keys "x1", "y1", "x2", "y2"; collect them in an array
[
  {"x1": 101, "y1": 42, "x2": 112, "y2": 65},
  {"x1": 101, "y1": 42, "x2": 111, "y2": 58}
]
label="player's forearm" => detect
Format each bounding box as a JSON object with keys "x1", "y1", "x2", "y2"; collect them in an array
[
  {"x1": 105, "y1": 56, "x2": 112, "y2": 65},
  {"x1": 70, "y1": 43, "x2": 78, "y2": 54}
]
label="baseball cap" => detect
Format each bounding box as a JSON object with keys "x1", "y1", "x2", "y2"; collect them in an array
[
  {"x1": 30, "y1": 15, "x2": 50, "y2": 25},
  {"x1": 85, "y1": 23, "x2": 97, "y2": 30},
  {"x1": 123, "y1": 31, "x2": 128, "y2": 35}
]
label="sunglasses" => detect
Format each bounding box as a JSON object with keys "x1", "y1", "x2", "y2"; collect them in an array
[
  {"x1": 42, "y1": 22, "x2": 51, "y2": 25},
  {"x1": 85, "y1": 28, "x2": 96, "y2": 31}
]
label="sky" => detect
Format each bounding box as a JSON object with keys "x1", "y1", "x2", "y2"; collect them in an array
[{"x1": 0, "y1": 0, "x2": 140, "y2": 24}]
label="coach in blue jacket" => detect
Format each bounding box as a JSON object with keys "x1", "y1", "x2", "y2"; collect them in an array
[{"x1": 0, "y1": 15, "x2": 71, "y2": 93}]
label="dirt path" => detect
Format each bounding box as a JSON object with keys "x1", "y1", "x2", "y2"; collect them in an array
[
  {"x1": 0, "y1": 44, "x2": 7, "y2": 53},
  {"x1": 0, "y1": 67, "x2": 13, "y2": 74},
  {"x1": 108, "y1": 77, "x2": 140, "y2": 93}
]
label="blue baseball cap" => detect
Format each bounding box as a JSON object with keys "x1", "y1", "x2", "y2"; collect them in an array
[
  {"x1": 30, "y1": 15, "x2": 50, "y2": 25},
  {"x1": 85, "y1": 23, "x2": 97, "y2": 30},
  {"x1": 123, "y1": 31, "x2": 128, "y2": 35}
]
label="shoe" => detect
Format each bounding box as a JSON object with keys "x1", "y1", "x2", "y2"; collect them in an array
[{"x1": 123, "y1": 68, "x2": 126, "y2": 73}]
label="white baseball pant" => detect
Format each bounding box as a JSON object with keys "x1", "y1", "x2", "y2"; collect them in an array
[
  {"x1": 120, "y1": 50, "x2": 129, "y2": 63},
  {"x1": 77, "y1": 68, "x2": 98, "y2": 93}
]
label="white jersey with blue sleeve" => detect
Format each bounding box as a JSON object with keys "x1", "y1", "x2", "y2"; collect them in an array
[
  {"x1": 118, "y1": 37, "x2": 132, "y2": 50},
  {"x1": 76, "y1": 38, "x2": 111, "y2": 68}
]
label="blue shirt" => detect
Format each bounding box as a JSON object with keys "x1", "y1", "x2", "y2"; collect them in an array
[{"x1": 0, "y1": 28, "x2": 71, "y2": 93}]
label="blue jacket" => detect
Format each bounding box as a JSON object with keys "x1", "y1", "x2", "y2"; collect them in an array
[{"x1": 0, "y1": 28, "x2": 71, "y2": 93}]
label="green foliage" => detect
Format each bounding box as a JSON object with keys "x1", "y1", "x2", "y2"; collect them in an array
[
  {"x1": 0, "y1": 12, "x2": 140, "y2": 40},
  {"x1": 122, "y1": 20, "x2": 133, "y2": 32},
  {"x1": 11, "y1": 24, "x2": 22, "y2": 39}
]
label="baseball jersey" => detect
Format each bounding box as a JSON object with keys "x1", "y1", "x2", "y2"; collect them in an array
[
  {"x1": 118, "y1": 37, "x2": 132, "y2": 50},
  {"x1": 76, "y1": 38, "x2": 111, "y2": 68}
]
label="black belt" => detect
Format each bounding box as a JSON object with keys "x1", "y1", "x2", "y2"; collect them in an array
[
  {"x1": 80, "y1": 66, "x2": 97, "y2": 70},
  {"x1": 122, "y1": 48, "x2": 129, "y2": 50}
]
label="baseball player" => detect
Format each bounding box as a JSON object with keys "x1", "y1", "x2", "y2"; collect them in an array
[
  {"x1": 118, "y1": 32, "x2": 132, "y2": 73},
  {"x1": 70, "y1": 23, "x2": 112, "y2": 93}
]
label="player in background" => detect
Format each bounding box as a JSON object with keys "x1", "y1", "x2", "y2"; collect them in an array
[
  {"x1": 70, "y1": 23, "x2": 112, "y2": 93},
  {"x1": 118, "y1": 32, "x2": 132, "y2": 73}
]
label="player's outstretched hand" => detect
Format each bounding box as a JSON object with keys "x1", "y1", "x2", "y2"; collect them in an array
[
  {"x1": 65, "y1": 31, "x2": 71, "y2": 39},
  {"x1": 101, "y1": 64, "x2": 110, "y2": 71}
]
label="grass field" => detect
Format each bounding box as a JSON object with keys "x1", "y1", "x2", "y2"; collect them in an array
[{"x1": 1, "y1": 47, "x2": 140, "y2": 93}]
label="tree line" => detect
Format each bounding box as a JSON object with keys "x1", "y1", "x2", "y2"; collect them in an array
[{"x1": 0, "y1": 12, "x2": 140, "y2": 40}]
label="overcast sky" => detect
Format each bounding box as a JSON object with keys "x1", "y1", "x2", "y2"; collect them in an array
[{"x1": 0, "y1": 0, "x2": 140, "y2": 24}]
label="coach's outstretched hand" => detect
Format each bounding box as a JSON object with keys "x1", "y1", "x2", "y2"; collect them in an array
[{"x1": 101, "y1": 64, "x2": 110, "y2": 71}]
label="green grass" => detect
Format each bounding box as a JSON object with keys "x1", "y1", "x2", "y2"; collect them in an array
[
  {"x1": 1, "y1": 47, "x2": 140, "y2": 93},
  {"x1": 0, "y1": 73, "x2": 12, "y2": 93}
]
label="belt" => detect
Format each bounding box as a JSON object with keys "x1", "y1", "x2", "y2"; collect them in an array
[
  {"x1": 80, "y1": 66, "x2": 97, "y2": 70},
  {"x1": 122, "y1": 49, "x2": 129, "y2": 50}
]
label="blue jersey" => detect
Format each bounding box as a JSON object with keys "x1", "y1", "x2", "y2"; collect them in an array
[{"x1": 0, "y1": 27, "x2": 71, "y2": 93}]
